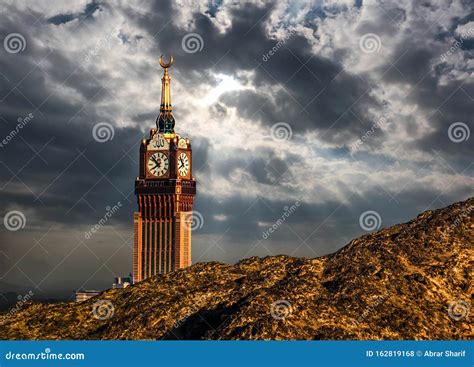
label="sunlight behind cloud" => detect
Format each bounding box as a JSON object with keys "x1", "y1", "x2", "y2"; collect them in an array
[{"x1": 204, "y1": 74, "x2": 250, "y2": 105}]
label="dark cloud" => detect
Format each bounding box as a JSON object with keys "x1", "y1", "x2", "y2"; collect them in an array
[
  {"x1": 47, "y1": 0, "x2": 101, "y2": 25},
  {"x1": 0, "y1": 0, "x2": 472, "y2": 300}
]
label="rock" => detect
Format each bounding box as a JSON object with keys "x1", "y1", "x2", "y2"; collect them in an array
[{"x1": 0, "y1": 198, "x2": 472, "y2": 340}]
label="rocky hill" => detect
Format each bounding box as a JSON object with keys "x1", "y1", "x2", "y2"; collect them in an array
[{"x1": 1, "y1": 198, "x2": 472, "y2": 340}]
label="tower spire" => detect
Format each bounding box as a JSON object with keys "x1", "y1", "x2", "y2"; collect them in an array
[
  {"x1": 135, "y1": 54, "x2": 196, "y2": 281},
  {"x1": 157, "y1": 54, "x2": 175, "y2": 135}
]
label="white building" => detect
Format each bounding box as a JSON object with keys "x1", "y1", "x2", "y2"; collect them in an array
[
  {"x1": 75, "y1": 290, "x2": 101, "y2": 302},
  {"x1": 112, "y1": 276, "x2": 132, "y2": 289}
]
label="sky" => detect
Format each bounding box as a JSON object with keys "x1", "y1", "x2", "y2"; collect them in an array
[{"x1": 0, "y1": 0, "x2": 472, "y2": 299}]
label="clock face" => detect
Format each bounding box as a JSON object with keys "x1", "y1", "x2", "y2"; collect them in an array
[
  {"x1": 177, "y1": 152, "x2": 190, "y2": 177},
  {"x1": 147, "y1": 152, "x2": 169, "y2": 177}
]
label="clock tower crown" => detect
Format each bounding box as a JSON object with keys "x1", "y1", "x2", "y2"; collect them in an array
[{"x1": 156, "y1": 55, "x2": 175, "y2": 136}]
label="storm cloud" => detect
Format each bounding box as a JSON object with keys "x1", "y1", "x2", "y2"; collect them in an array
[{"x1": 0, "y1": 0, "x2": 472, "y2": 299}]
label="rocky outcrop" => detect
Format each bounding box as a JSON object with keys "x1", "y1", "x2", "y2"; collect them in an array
[{"x1": 1, "y1": 198, "x2": 472, "y2": 340}]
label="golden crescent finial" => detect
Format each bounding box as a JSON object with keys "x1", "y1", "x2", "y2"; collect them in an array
[{"x1": 159, "y1": 54, "x2": 174, "y2": 68}]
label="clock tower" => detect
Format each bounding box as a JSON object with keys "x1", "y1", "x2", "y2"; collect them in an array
[{"x1": 133, "y1": 55, "x2": 196, "y2": 282}]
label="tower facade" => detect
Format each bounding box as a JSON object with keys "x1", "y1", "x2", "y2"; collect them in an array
[{"x1": 133, "y1": 55, "x2": 196, "y2": 282}]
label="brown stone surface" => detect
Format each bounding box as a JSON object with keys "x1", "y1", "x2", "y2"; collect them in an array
[{"x1": 1, "y1": 198, "x2": 472, "y2": 340}]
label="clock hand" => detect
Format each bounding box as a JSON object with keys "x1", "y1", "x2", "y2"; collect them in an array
[{"x1": 152, "y1": 156, "x2": 161, "y2": 167}]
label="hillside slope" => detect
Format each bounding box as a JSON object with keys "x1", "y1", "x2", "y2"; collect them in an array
[{"x1": 1, "y1": 198, "x2": 472, "y2": 340}]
